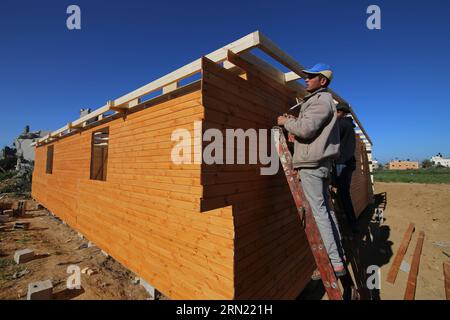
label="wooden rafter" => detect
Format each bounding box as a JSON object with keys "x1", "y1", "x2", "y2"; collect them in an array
[{"x1": 34, "y1": 31, "x2": 371, "y2": 147}]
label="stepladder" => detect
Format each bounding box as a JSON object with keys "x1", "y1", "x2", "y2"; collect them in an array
[{"x1": 272, "y1": 126, "x2": 364, "y2": 300}]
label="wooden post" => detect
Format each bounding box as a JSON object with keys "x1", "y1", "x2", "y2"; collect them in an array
[{"x1": 162, "y1": 82, "x2": 179, "y2": 94}]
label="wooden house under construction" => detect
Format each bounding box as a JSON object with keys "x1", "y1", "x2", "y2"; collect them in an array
[{"x1": 31, "y1": 31, "x2": 373, "y2": 299}]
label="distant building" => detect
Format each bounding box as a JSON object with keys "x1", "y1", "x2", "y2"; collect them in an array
[
  {"x1": 371, "y1": 159, "x2": 380, "y2": 170},
  {"x1": 431, "y1": 154, "x2": 450, "y2": 168},
  {"x1": 13, "y1": 126, "x2": 49, "y2": 162},
  {"x1": 388, "y1": 160, "x2": 419, "y2": 170}
]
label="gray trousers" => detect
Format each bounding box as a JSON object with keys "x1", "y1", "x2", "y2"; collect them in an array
[{"x1": 299, "y1": 162, "x2": 344, "y2": 268}]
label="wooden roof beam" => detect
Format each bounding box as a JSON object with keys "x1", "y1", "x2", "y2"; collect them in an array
[
  {"x1": 256, "y1": 31, "x2": 372, "y2": 145},
  {"x1": 38, "y1": 31, "x2": 260, "y2": 145}
]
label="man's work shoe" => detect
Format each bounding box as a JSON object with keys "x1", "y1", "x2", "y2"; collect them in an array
[
  {"x1": 333, "y1": 265, "x2": 347, "y2": 277},
  {"x1": 311, "y1": 268, "x2": 322, "y2": 281}
]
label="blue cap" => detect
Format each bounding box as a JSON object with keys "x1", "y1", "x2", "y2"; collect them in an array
[{"x1": 303, "y1": 63, "x2": 333, "y2": 81}]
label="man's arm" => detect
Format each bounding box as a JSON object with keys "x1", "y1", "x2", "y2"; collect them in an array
[{"x1": 284, "y1": 102, "x2": 332, "y2": 140}]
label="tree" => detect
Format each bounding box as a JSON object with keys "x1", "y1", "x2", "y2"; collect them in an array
[{"x1": 422, "y1": 159, "x2": 432, "y2": 168}]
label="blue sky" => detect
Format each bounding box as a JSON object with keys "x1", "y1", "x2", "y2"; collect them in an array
[{"x1": 0, "y1": 0, "x2": 449, "y2": 163}]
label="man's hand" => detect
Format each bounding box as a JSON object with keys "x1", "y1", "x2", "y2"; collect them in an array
[
  {"x1": 277, "y1": 116, "x2": 288, "y2": 126},
  {"x1": 277, "y1": 113, "x2": 296, "y2": 126},
  {"x1": 288, "y1": 133, "x2": 296, "y2": 142}
]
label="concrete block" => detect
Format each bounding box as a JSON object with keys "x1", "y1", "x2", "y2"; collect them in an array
[
  {"x1": 27, "y1": 280, "x2": 53, "y2": 300},
  {"x1": 13, "y1": 221, "x2": 30, "y2": 230},
  {"x1": 139, "y1": 278, "x2": 156, "y2": 299},
  {"x1": 14, "y1": 249, "x2": 35, "y2": 264},
  {"x1": 17, "y1": 200, "x2": 26, "y2": 215}
]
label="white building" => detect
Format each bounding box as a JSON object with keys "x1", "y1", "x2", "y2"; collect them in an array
[
  {"x1": 371, "y1": 159, "x2": 380, "y2": 170},
  {"x1": 431, "y1": 155, "x2": 450, "y2": 168}
]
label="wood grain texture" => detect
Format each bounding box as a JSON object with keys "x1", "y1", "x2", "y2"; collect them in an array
[
  {"x1": 32, "y1": 91, "x2": 235, "y2": 300},
  {"x1": 404, "y1": 231, "x2": 425, "y2": 300},
  {"x1": 387, "y1": 223, "x2": 415, "y2": 284}
]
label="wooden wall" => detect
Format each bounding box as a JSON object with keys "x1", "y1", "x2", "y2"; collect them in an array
[
  {"x1": 32, "y1": 91, "x2": 236, "y2": 299},
  {"x1": 351, "y1": 135, "x2": 371, "y2": 217},
  {"x1": 200, "y1": 56, "x2": 315, "y2": 299}
]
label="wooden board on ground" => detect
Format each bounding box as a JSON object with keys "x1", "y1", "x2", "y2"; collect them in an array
[
  {"x1": 387, "y1": 222, "x2": 415, "y2": 284},
  {"x1": 444, "y1": 262, "x2": 450, "y2": 300},
  {"x1": 404, "y1": 231, "x2": 425, "y2": 300}
]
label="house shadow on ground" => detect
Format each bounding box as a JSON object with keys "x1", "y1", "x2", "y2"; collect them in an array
[{"x1": 298, "y1": 192, "x2": 393, "y2": 300}]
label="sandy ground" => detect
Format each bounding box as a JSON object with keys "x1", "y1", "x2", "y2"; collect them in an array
[
  {"x1": 299, "y1": 181, "x2": 449, "y2": 300},
  {"x1": 0, "y1": 202, "x2": 152, "y2": 300},
  {"x1": 374, "y1": 182, "x2": 450, "y2": 300}
]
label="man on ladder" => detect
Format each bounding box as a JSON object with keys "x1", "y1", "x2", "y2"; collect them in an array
[{"x1": 277, "y1": 63, "x2": 346, "y2": 280}]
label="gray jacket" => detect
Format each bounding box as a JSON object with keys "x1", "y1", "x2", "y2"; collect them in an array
[{"x1": 284, "y1": 88, "x2": 340, "y2": 168}]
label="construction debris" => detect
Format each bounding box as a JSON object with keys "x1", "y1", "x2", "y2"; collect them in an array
[
  {"x1": 87, "y1": 269, "x2": 97, "y2": 276},
  {"x1": 0, "y1": 214, "x2": 9, "y2": 223},
  {"x1": 81, "y1": 267, "x2": 98, "y2": 276},
  {"x1": 14, "y1": 248, "x2": 35, "y2": 264},
  {"x1": 0, "y1": 204, "x2": 152, "y2": 300},
  {"x1": 17, "y1": 200, "x2": 26, "y2": 216},
  {"x1": 12, "y1": 269, "x2": 30, "y2": 279},
  {"x1": 77, "y1": 243, "x2": 88, "y2": 250}
]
